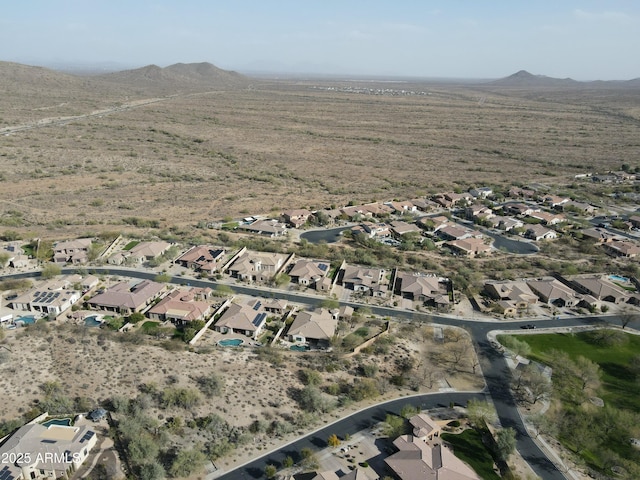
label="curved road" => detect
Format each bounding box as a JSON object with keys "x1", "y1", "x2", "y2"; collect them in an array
[{"x1": 8, "y1": 268, "x2": 639, "y2": 479}]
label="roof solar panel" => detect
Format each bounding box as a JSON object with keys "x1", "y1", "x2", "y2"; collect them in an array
[
  {"x1": 318, "y1": 263, "x2": 329, "y2": 271},
  {"x1": 252, "y1": 301, "x2": 261, "y2": 311},
  {"x1": 252, "y1": 312, "x2": 267, "y2": 326}
]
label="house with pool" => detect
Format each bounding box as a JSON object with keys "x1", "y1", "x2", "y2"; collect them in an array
[
  {"x1": 287, "y1": 308, "x2": 337, "y2": 348},
  {"x1": 0, "y1": 416, "x2": 98, "y2": 480},
  {"x1": 87, "y1": 280, "x2": 166, "y2": 315},
  {"x1": 213, "y1": 298, "x2": 271, "y2": 338},
  {"x1": 147, "y1": 287, "x2": 214, "y2": 326},
  {"x1": 10, "y1": 276, "x2": 82, "y2": 318}
]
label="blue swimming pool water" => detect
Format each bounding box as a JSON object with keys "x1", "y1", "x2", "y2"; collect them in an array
[
  {"x1": 290, "y1": 344, "x2": 309, "y2": 352},
  {"x1": 218, "y1": 338, "x2": 244, "y2": 347},
  {"x1": 15, "y1": 315, "x2": 36, "y2": 325},
  {"x1": 84, "y1": 315, "x2": 102, "y2": 327},
  {"x1": 610, "y1": 275, "x2": 630, "y2": 283},
  {"x1": 42, "y1": 418, "x2": 72, "y2": 427}
]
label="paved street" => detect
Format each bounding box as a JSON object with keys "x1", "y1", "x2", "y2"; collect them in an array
[{"x1": 5, "y1": 268, "x2": 639, "y2": 480}]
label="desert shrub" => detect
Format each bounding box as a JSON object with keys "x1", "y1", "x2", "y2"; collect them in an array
[{"x1": 195, "y1": 373, "x2": 224, "y2": 396}]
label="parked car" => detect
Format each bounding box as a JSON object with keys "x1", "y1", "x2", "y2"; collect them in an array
[{"x1": 520, "y1": 324, "x2": 536, "y2": 329}]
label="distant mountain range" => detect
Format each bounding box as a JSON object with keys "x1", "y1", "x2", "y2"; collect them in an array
[
  {"x1": 489, "y1": 69, "x2": 640, "y2": 87},
  {"x1": 0, "y1": 61, "x2": 249, "y2": 95},
  {"x1": 98, "y1": 62, "x2": 247, "y2": 89},
  {"x1": 1, "y1": 61, "x2": 638, "y2": 91}
]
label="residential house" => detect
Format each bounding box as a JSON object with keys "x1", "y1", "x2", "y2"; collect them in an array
[
  {"x1": 508, "y1": 187, "x2": 536, "y2": 199},
  {"x1": 437, "y1": 225, "x2": 481, "y2": 242},
  {"x1": 0, "y1": 420, "x2": 99, "y2": 480},
  {"x1": 340, "y1": 264, "x2": 386, "y2": 295},
  {"x1": 384, "y1": 200, "x2": 417, "y2": 214},
  {"x1": 147, "y1": 288, "x2": 213, "y2": 326},
  {"x1": 542, "y1": 195, "x2": 570, "y2": 209},
  {"x1": 8, "y1": 253, "x2": 30, "y2": 268},
  {"x1": 433, "y1": 192, "x2": 471, "y2": 208},
  {"x1": 409, "y1": 198, "x2": 437, "y2": 212},
  {"x1": 281, "y1": 209, "x2": 312, "y2": 228},
  {"x1": 11, "y1": 276, "x2": 82, "y2": 317},
  {"x1": 238, "y1": 219, "x2": 287, "y2": 237},
  {"x1": 53, "y1": 238, "x2": 92, "y2": 264},
  {"x1": 213, "y1": 298, "x2": 270, "y2": 338},
  {"x1": 503, "y1": 202, "x2": 540, "y2": 217},
  {"x1": 484, "y1": 280, "x2": 538, "y2": 312},
  {"x1": 361, "y1": 202, "x2": 394, "y2": 217},
  {"x1": 351, "y1": 222, "x2": 390, "y2": 239},
  {"x1": 569, "y1": 275, "x2": 629, "y2": 304},
  {"x1": 417, "y1": 215, "x2": 450, "y2": 233},
  {"x1": 287, "y1": 308, "x2": 337, "y2": 347},
  {"x1": 108, "y1": 241, "x2": 171, "y2": 265},
  {"x1": 227, "y1": 250, "x2": 287, "y2": 283},
  {"x1": 469, "y1": 187, "x2": 493, "y2": 199},
  {"x1": 87, "y1": 280, "x2": 166, "y2": 315},
  {"x1": 385, "y1": 413, "x2": 480, "y2": 480},
  {"x1": 175, "y1": 245, "x2": 226, "y2": 273},
  {"x1": 465, "y1": 204, "x2": 493, "y2": 221},
  {"x1": 262, "y1": 299, "x2": 288, "y2": 315},
  {"x1": 603, "y1": 240, "x2": 640, "y2": 258},
  {"x1": 528, "y1": 211, "x2": 565, "y2": 225},
  {"x1": 288, "y1": 259, "x2": 331, "y2": 289},
  {"x1": 394, "y1": 272, "x2": 450, "y2": 309},
  {"x1": 579, "y1": 228, "x2": 619, "y2": 244},
  {"x1": 488, "y1": 216, "x2": 523, "y2": 231},
  {"x1": 526, "y1": 278, "x2": 580, "y2": 307},
  {"x1": 390, "y1": 221, "x2": 422, "y2": 238},
  {"x1": 525, "y1": 225, "x2": 558, "y2": 241},
  {"x1": 447, "y1": 237, "x2": 492, "y2": 257},
  {"x1": 308, "y1": 469, "x2": 377, "y2": 480},
  {"x1": 563, "y1": 200, "x2": 596, "y2": 214},
  {"x1": 629, "y1": 215, "x2": 640, "y2": 229}
]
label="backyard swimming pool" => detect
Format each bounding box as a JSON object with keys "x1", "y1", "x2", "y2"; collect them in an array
[
  {"x1": 14, "y1": 315, "x2": 36, "y2": 325},
  {"x1": 290, "y1": 344, "x2": 309, "y2": 352},
  {"x1": 610, "y1": 274, "x2": 630, "y2": 283},
  {"x1": 42, "y1": 418, "x2": 72, "y2": 427},
  {"x1": 84, "y1": 315, "x2": 102, "y2": 327},
  {"x1": 218, "y1": 338, "x2": 244, "y2": 347}
]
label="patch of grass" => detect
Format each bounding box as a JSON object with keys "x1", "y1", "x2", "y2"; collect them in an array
[
  {"x1": 504, "y1": 331, "x2": 640, "y2": 411},
  {"x1": 441, "y1": 429, "x2": 500, "y2": 480},
  {"x1": 123, "y1": 241, "x2": 139, "y2": 251}
]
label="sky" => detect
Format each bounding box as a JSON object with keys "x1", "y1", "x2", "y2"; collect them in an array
[{"x1": 1, "y1": 0, "x2": 639, "y2": 80}]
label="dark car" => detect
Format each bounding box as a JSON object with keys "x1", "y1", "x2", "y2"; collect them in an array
[{"x1": 520, "y1": 324, "x2": 536, "y2": 329}]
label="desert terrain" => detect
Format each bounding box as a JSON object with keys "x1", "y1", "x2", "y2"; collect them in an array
[
  {"x1": 0, "y1": 310, "x2": 483, "y2": 472},
  {"x1": 0, "y1": 62, "x2": 639, "y2": 240}
]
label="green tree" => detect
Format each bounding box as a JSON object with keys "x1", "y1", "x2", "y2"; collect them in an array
[
  {"x1": 215, "y1": 284, "x2": 234, "y2": 296},
  {"x1": 494, "y1": 427, "x2": 517, "y2": 461},
  {"x1": 466, "y1": 399, "x2": 497, "y2": 428},
  {"x1": 0, "y1": 252, "x2": 10, "y2": 267},
  {"x1": 154, "y1": 273, "x2": 171, "y2": 283},
  {"x1": 264, "y1": 465, "x2": 277, "y2": 479},
  {"x1": 169, "y1": 449, "x2": 207, "y2": 478},
  {"x1": 272, "y1": 273, "x2": 291, "y2": 287},
  {"x1": 282, "y1": 456, "x2": 294, "y2": 468},
  {"x1": 128, "y1": 312, "x2": 145, "y2": 324},
  {"x1": 320, "y1": 298, "x2": 339, "y2": 310},
  {"x1": 41, "y1": 263, "x2": 62, "y2": 279},
  {"x1": 138, "y1": 463, "x2": 166, "y2": 480},
  {"x1": 383, "y1": 414, "x2": 405, "y2": 438},
  {"x1": 106, "y1": 316, "x2": 125, "y2": 330},
  {"x1": 327, "y1": 433, "x2": 341, "y2": 447},
  {"x1": 128, "y1": 435, "x2": 159, "y2": 465},
  {"x1": 299, "y1": 368, "x2": 323, "y2": 386},
  {"x1": 297, "y1": 386, "x2": 333, "y2": 413}
]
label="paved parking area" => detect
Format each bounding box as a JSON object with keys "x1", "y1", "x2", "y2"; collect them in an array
[{"x1": 316, "y1": 429, "x2": 391, "y2": 479}]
